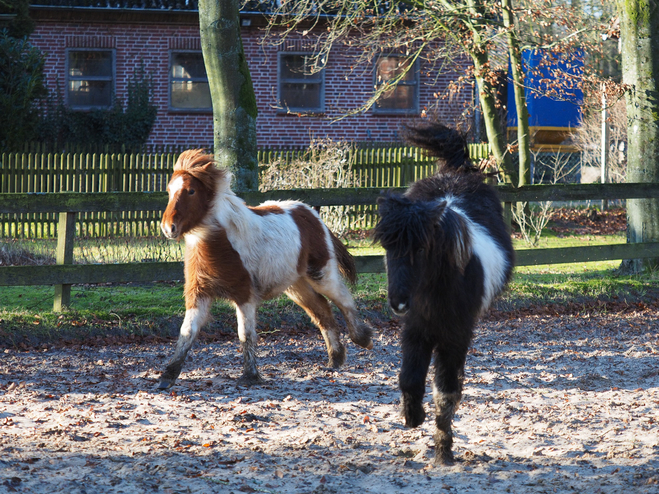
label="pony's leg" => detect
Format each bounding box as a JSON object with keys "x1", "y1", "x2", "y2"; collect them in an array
[
  {"x1": 235, "y1": 302, "x2": 263, "y2": 385},
  {"x1": 311, "y1": 274, "x2": 373, "y2": 350},
  {"x1": 399, "y1": 326, "x2": 433, "y2": 428},
  {"x1": 431, "y1": 346, "x2": 467, "y2": 465},
  {"x1": 285, "y1": 280, "x2": 345, "y2": 368},
  {"x1": 158, "y1": 297, "x2": 211, "y2": 389}
]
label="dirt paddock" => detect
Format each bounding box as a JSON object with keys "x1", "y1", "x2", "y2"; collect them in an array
[{"x1": 1, "y1": 310, "x2": 658, "y2": 493}]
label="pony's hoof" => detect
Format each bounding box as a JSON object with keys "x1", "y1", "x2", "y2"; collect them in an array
[
  {"x1": 350, "y1": 324, "x2": 374, "y2": 350},
  {"x1": 237, "y1": 374, "x2": 264, "y2": 387},
  {"x1": 157, "y1": 379, "x2": 173, "y2": 390},
  {"x1": 328, "y1": 347, "x2": 346, "y2": 368},
  {"x1": 434, "y1": 449, "x2": 455, "y2": 466},
  {"x1": 402, "y1": 400, "x2": 425, "y2": 428}
]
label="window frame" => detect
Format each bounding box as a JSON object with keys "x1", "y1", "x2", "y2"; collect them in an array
[
  {"x1": 372, "y1": 55, "x2": 420, "y2": 116},
  {"x1": 168, "y1": 50, "x2": 213, "y2": 113},
  {"x1": 65, "y1": 48, "x2": 116, "y2": 110},
  {"x1": 277, "y1": 51, "x2": 326, "y2": 114}
]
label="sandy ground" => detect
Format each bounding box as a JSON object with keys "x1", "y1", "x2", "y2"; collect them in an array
[{"x1": 1, "y1": 310, "x2": 658, "y2": 493}]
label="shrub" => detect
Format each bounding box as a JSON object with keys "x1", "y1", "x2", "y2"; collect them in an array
[
  {"x1": 36, "y1": 62, "x2": 157, "y2": 151},
  {"x1": 0, "y1": 30, "x2": 46, "y2": 151},
  {"x1": 574, "y1": 90, "x2": 627, "y2": 183},
  {"x1": 259, "y1": 138, "x2": 362, "y2": 237}
]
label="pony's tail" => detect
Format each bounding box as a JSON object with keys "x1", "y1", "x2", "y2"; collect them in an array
[
  {"x1": 401, "y1": 122, "x2": 479, "y2": 174},
  {"x1": 331, "y1": 233, "x2": 357, "y2": 285}
]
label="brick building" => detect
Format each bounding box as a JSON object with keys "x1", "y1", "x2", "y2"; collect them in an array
[{"x1": 28, "y1": 0, "x2": 473, "y2": 148}]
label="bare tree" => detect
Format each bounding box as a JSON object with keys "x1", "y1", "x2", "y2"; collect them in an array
[
  {"x1": 574, "y1": 90, "x2": 627, "y2": 184},
  {"x1": 264, "y1": 0, "x2": 611, "y2": 188},
  {"x1": 265, "y1": 0, "x2": 519, "y2": 183}
]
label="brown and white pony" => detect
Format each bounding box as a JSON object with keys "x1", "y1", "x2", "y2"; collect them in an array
[{"x1": 157, "y1": 149, "x2": 373, "y2": 389}]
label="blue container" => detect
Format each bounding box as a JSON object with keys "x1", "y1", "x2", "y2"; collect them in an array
[{"x1": 507, "y1": 49, "x2": 583, "y2": 128}]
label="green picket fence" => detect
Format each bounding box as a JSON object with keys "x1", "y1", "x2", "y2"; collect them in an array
[
  {"x1": 0, "y1": 152, "x2": 179, "y2": 238},
  {"x1": 0, "y1": 143, "x2": 491, "y2": 238}
]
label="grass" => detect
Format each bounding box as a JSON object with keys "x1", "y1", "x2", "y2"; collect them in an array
[
  {"x1": 1, "y1": 221, "x2": 657, "y2": 347},
  {"x1": 0, "y1": 236, "x2": 185, "y2": 265}
]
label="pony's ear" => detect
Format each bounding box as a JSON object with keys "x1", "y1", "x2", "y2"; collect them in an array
[
  {"x1": 376, "y1": 193, "x2": 400, "y2": 206},
  {"x1": 376, "y1": 193, "x2": 408, "y2": 215},
  {"x1": 376, "y1": 194, "x2": 393, "y2": 216},
  {"x1": 433, "y1": 200, "x2": 447, "y2": 218}
]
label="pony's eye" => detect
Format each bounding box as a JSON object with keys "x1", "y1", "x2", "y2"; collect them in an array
[{"x1": 188, "y1": 189, "x2": 195, "y2": 196}]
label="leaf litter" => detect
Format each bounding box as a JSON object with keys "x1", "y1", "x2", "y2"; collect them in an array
[{"x1": 1, "y1": 308, "x2": 658, "y2": 493}]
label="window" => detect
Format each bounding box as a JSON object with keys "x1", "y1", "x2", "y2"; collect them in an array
[
  {"x1": 170, "y1": 51, "x2": 212, "y2": 111},
  {"x1": 278, "y1": 53, "x2": 324, "y2": 113},
  {"x1": 67, "y1": 50, "x2": 114, "y2": 109},
  {"x1": 373, "y1": 56, "x2": 419, "y2": 114}
]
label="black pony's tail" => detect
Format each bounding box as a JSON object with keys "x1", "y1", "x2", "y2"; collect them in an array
[{"x1": 401, "y1": 122, "x2": 479, "y2": 174}]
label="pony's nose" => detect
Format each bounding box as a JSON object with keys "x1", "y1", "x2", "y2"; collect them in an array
[
  {"x1": 161, "y1": 222, "x2": 177, "y2": 238},
  {"x1": 390, "y1": 298, "x2": 409, "y2": 316}
]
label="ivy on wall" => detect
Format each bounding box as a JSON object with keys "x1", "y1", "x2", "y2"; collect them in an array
[
  {"x1": 37, "y1": 62, "x2": 158, "y2": 152},
  {"x1": 0, "y1": 30, "x2": 47, "y2": 151}
]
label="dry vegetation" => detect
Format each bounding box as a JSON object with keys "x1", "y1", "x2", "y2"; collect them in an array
[
  {"x1": 259, "y1": 138, "x2": 362, "y2": 238},
  {"x1": 574, "y1": 90, "x2": 627, "y2": 184}
]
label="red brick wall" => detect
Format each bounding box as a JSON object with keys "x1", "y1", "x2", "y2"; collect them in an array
[{"x1": 30, "y1": 10, "x2": 473, "y2": 148}]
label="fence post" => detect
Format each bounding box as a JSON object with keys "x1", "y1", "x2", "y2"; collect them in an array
[{"x1": 54, "y1": 211, "x2": 76, "y2": 311}]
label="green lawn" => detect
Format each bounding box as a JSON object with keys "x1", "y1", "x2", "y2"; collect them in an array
[{"x1": 1, "y1": 229, "x2": 657, "y2": 347}]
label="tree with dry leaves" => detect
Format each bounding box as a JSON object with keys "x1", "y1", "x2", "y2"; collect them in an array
[{"x1": 264, "y1": 0, "x2": 611, "y2": 187}]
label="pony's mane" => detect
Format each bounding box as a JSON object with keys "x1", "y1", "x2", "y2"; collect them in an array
[
  {"x1": 174, "y1": 149, "x2": 229, "y2": 192},
  {"x1": 374, "y1": 194, "x2": 440, "y2": 256},
  {"x1": 375, "y1": 193, "x2": 472, "y2": 271}
]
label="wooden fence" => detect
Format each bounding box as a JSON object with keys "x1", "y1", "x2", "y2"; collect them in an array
[
  {"x1": 0, "y1": 144, "x2": 491, "y2": 238},
  {"x1": 1, "y1": 182, "x2": 659, "y2": 311}
]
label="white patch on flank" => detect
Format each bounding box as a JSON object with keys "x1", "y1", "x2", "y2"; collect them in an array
[
  {"x1": 168, "y1": 176, "x2": 184, "y2": 199},
  {"x1": 447, "y1": 202, "x2": 510, "y2": 311},
  {"x1": 208, "y1": 191, "x2": 303, "y2": 299}
]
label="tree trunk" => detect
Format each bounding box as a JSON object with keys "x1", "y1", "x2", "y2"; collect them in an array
[
  {"x1": 470, "y1": 45, "x2": 517, "y2": 185},
  {"x1": 501, "y1": 0, "x2": 532, "y2": 188},
  {"x1": 465, "y1": 0, "x2": 516, "y2": 184},
  {"x1": 618, "y1": 0, "x2": 659, "y2": 273},
  {"x1": 199, "y1": 0, "x2": 259, "y2": 192}
]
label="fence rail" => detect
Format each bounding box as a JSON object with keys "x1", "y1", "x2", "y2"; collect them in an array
[
  {"x1": 1, "y1": 182, "x2": 659, "y2": 311},
  {"x1": 1, "y1": 181, "x2": 655, "y2": 214}
]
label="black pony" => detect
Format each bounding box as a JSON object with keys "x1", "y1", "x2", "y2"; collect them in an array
[{"x1": 374, "y1": 123, "x2": 515, "y2": 465}]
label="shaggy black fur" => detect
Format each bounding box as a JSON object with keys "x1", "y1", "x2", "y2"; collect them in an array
[{"x1": 374, "y1": 122, "x2": 515, "y2": 465}]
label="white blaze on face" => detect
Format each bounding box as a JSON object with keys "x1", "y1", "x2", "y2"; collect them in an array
[{"x1": 168, "y1": 176, "x2": 185, "y2": 200}]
